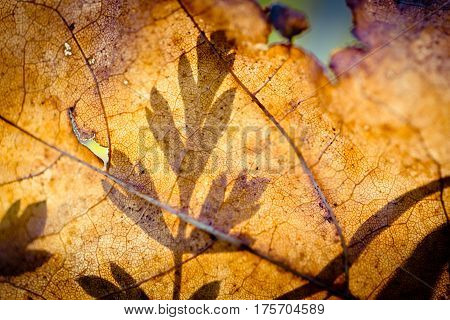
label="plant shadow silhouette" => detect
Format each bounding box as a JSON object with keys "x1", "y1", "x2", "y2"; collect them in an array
[
  {"x1": 77, "y1": 262, "x2": 149, "y2": 299},
  {"x1": 0, "y1": 200, "x2": 51, "y2": 277},
  {"x1": 377, "y1": 223, "x2": 448, "y2": 299},
  {"x1": 277, "y1": 176, "x2": 450, "y2": 299},
  {"x1": 99, "y1": 31, "x2": 270, "y2": 299},
  {"x1": 189, "y1": 281, "x2": 221, "y2": 300}
]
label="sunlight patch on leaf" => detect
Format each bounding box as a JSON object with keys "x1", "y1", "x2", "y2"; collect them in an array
[{"x1": 68, "y1": 107, "x2": 109, "y2": 168}]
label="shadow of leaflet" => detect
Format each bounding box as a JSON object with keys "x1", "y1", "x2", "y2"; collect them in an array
[
  {"x1": 189, "y1": 281, "x2": 221, "y2": 300},
  {"x1": 277, "y1": 176, "x2": 450, "y2": 299},
  {"x1": 146, "y1": 30, "x2": 236, "y2": 210},
  {"x1": 377, "y1": 224, "x2": 448, "y2": 299},
  {"x1": 77, "y1": 262, "x2": 149, "y2": 299},
  {"x1": 101, "y1": 149, "x2": 269, "y2": 299},
  {"x1": 0, "y1": 200, "x2": 51, "y2": 277}
]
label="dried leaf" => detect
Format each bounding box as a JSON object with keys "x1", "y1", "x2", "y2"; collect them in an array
[{"x1": 0, "y1": 0, "x2": 448, "y2": 300}]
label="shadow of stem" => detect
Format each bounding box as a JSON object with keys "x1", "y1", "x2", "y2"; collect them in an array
[{"x1": 277, "y1": 176, "x2": 449, "y2": 299}]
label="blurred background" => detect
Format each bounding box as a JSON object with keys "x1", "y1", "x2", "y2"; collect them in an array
[{"x1": 258, "y1": 0, "x2": 357, "y2": 70}]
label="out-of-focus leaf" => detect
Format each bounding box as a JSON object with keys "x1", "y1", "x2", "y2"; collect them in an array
[{"x1": 0, "y1": 0, "x2": 448, "y2": 300}]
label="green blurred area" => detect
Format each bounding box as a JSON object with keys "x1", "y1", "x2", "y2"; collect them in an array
[
  {"x1": 82, "y1": 139, "x2": 109, "y2": 168},
  {"x1": 258, "y1": 0, "x2": 356, "y2": 68}
]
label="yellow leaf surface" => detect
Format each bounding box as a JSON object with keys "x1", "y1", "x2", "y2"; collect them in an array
[{"x1": 0, "y1": 0, "x2": 448, "y2": 299}]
